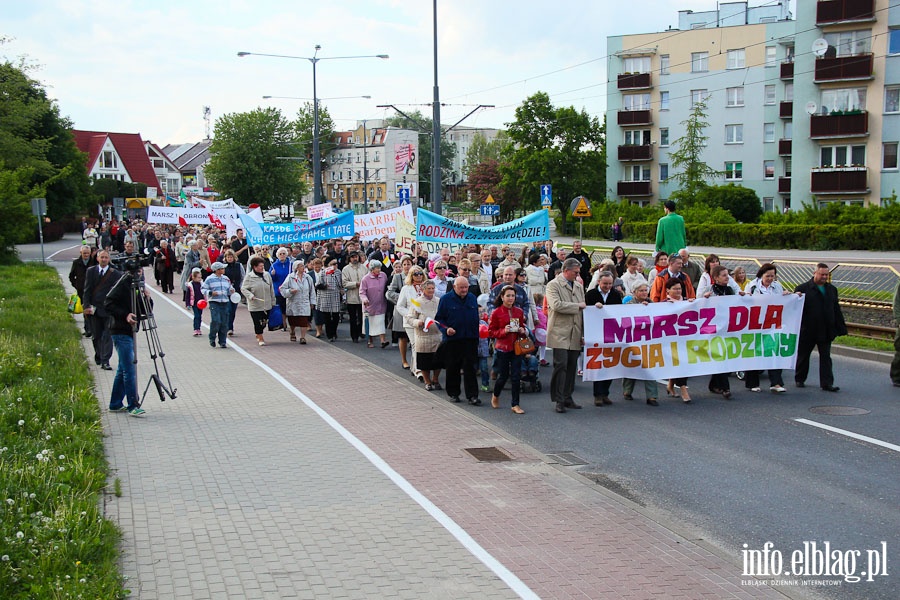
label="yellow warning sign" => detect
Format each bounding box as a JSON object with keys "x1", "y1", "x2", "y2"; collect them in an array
[
  {"x1": 484, "y1": 194, "x2": 496, "y2": 204},
  {"x1": 571, "y1": 196, "x2": 592, "y2": 218}
]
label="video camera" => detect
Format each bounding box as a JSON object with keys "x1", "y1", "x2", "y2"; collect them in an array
[{"x1": 110, "y1": 249, "x2": 153, "y2": 274}]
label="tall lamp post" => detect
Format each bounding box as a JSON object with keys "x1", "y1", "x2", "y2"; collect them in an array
[{"x1": 238, "y1": 47, "x2": 388, "y2": 205}]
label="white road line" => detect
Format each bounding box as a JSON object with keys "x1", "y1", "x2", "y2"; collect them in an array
[
  {"x1": 148, "y1": 288, "x2": 540, "y2": 600},
  {"x1": 48, "y1": 244, "x2": 83, "y2": 260},
  {"x1": 793, "y1": 418, "x2": 900, "y2": 453}
]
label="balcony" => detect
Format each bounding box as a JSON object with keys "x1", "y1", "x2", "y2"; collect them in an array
[
  {"x1": 778, "y1": 176, "x2": 792, "y2": 194},
  {"x1": 617, "y1": 181, "x2": 652, "y2": 197},
  {"x1": 780, "y1": 101, "x2": 793, "y2": 119},
  {"x1": 816, "y1": 0, "x2": 875, "y2": 25},
  {"x1": 814, "y1": 54, "x2": 874, "y2": 82},
  {"x1": 617, "y1": 144, "x2": 653, "y2": 161},
  {"x1": 617, "y1": 109, "x2": 652, "y2": 126},
  {"x1": 778, "y1": 139, "x2": 792, "y2": 155},
  {"x1": 810, "y1": 167, "x2": 868, "y2": 194},
  {"x1": 617, "y1": 72, "x2": 652, "y2": 90},
  {"x1": 810, "y1": 111, "x2": 868, "y2": 138},
  {"x1": 780, "y1": 62, "x2": 794, "y2": 79}
]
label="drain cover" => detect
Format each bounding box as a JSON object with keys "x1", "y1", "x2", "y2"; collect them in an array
[
  {"x1": 464, "y1": 447, "x2": 512, "y2": 462},
  {"x1": 545, "y1": 452, "x2": 588, "y2": 466},
  {"x1": 809, "y1": 406, "x2": 871, "y2": 416}
]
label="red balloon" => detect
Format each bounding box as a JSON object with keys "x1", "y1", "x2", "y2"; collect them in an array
[
  {"x1": 196, "y1": 299, "x2": 208, "y2": 310},
  {"x1": 479, "y1": 323, "x2": 489, "y2": 339}
]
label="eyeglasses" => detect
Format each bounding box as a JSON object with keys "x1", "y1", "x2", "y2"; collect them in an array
[
  {"x1": 413, "y1": 272, "x2": 425, "y2": 277},
  {"x1": 459, "y1": 268, "x2": 470, "y2": 272},
  {"x1": 435, "y1": 266, "x2": 446, "y2": 270}
]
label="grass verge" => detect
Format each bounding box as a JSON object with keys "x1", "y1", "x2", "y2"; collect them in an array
[
  {"x1": 834, "y1": 335, "x2": 894, "y2": 353},
  {"x1": 0, "y1": 263, "x2": 124, "y2": 599}
]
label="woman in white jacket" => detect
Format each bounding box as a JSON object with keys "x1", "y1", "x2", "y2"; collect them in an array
[
  {"x1": 525, "y1": 254, "x2": 548, "y2": 300},
  {"x1": 279, "y1": 260, "x2": 316, "y2": 344},
  {"x1": 396, "y1": 265, "x2": 428, "y2": 378},
  {"x1": 696, "y1": 254, "x2": 742, "y2": 298}
]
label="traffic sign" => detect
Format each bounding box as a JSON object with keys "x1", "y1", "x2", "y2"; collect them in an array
[
  {"x1": 484, "y1": 194, "x2": 496, "y2": 204},
  {"x1": 570, "y1": 195, "x2": 592, "y2": 218},
  {"x1": 540, "y1": 184, "x2": 552, "y2": 206},
  {"x1": 398, "y1": 187, "x2": 410, "y2": 205},
  {"x1": 480, "y1": 204, "x2": 500, "y2": 216}
]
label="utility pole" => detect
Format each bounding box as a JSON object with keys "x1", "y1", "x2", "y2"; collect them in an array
[
  {"x1": 431, "y1": 0, "x2": 442, "y2": 215},
  {"x1": 362, "y1": 119, "x2": 368, "y2": 214}
]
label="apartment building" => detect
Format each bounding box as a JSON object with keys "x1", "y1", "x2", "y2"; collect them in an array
[
  {"x1": 445, "y1": 126, "x2": 501, "y2": 203},
  {"x1": 606, "y1": 0, "x2": 899, "y2": 211}
]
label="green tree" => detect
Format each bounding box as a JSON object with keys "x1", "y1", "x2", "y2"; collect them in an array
[
  {"x1": 0, "y1": 58, "x2": 92, "y2": 222},
  {"x1": 294, "y1": 101, "x2": 336, "y2": 178},
  {"x1": 384, "y1": 110, "x2": 456, "y2": 204},
  {"x1": 502, "y1": 92, "x2": 605, "y2": 231},
  {"x1": 666, "y1": 99, "x2": 720, "y2": 205},
  {"x1": 205, "y1": 107, "x2": 308, "y2": 208},
  {"x1": 696, "y1": 184, "x2": 763, "y2": 223},
  {"x1": 467, "y1": 159, "x2": 513, "y2": 223},
  {"x1": 463, "y1": 131, "x2": 508, "y2": 179},
  {"x1": 0, "y1": 163, "x2": 38, "y2": 261}
]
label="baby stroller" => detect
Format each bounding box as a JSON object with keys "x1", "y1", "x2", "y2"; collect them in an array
[{"x1": 519, "y1": 330, "x2": 542, "y2": 393}]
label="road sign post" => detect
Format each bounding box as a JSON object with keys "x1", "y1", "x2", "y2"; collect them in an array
[
  {"x1": 30, "y1": 197, "x2": 47, "y2": 264},
  {"x1": 569, "y1": 195, "x2": 592, "y2": 240},
  {"x1": 540, "y1": 184, "x2": 552, "y2": 208}
]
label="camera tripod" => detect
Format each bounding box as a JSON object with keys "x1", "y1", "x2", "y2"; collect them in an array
[{"x1": 125, "y1": 272, "x2": 177, "y2": 406}]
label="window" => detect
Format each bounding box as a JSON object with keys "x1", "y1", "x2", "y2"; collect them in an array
[
  {"x1": 625, "y1": 165, "x2": 651, "y2": 182},
  {"x1": 727, "y1": 49, "x2": 746, "y2": 69},
  {"x1": 725, "y1": 124, "x2": 744, "y2": 144},
  {"x1": 820, "y1": 144, "x2": 866, "y2": 167},
  {"x1": 377, "y1": 188, "x2": 383, "y2": 198},
  {"x1": 100, "y1": 151, "x2": 117, "y2": 169},
  {"x1": 624, "y1": 93, "x2": 650, "y2": 111},
  {"x1": 891, "y1": 30, "x2": 900, "y2": 55},
  {"x1": 820, "y1": 88, "x2": 866, "y2": 113},
  {"x1": 824, "y1": 30, "x2": 872, "y2": 56},
  {"x1": 765, "y1": 46, "x2": 777, "y2": 67},
  {"x1": 764, "y1": 123, "x2": 775, "y2": 143},
  {"x1": 784, "y1": 83, "x2": 794, "y2": 102},
  {"x1": 690, "y1": 89, "x2": 708, "y2": 108},
  {"x1": 885, "y1": 87, "x2": 900, "y2": 113},
  {"x1": 660, "y1": 91, "x2": 670, "y2": 110},
  {"x1": 764, "y1": 160, "x2": 775, "y2": 179},
  {"x1": 726, "y1": 87, "x2": 744, "y2": 107},
  {"x1": 624, "y1": 56, "x2": 650, "y2": 73},
  {"x1": 784, "y1": 121, "x2": 793, "y2": 140},
  {"x1": 624, "y1": 130, "x2": 651, "y2": 145},
  {"x1": 331, "y1": 189, "x2": 337, "y2": 199},
  {"x1": 660, "y1": 163, "x2": 669, "y2": 181},
  {"x1": 725, "y1": 162, "x2": 743, "y2": 180},
  {"x1": 765, "y1": 85, "x2": 776, "y2": 105},
  {"x1": 883, "y1": 143, "x2": 898, "y2": 169},
  {"x1": 660, "y1": 54, "x2": 670, "y2": 75},
  {"x1": 691, "y1": 52, "x2": 708, "y2": 72},
  {"x1": 763, "y1": 197, "x2": 775, "y2": 212},
  {"x1": 784, "y1": 158, "x2": 792, "y2": 177},
  {"x1": 660, "y1": 128, "x2": 669, "y2": 147}
]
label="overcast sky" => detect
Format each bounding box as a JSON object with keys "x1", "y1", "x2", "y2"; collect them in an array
[{"x1": 3, "y1": 0, "x2": 791, "y2": 146}]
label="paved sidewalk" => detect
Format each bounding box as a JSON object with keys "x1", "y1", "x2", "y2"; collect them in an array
[{"x1": 68, "y1": 270, "x2": 791, "y2": 599}]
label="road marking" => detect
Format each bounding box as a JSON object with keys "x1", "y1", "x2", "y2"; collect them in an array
[
  {"x1": 793, "y1": 418, "x2": 900, "y2": 453},
  {"x1": 147, "y1": 287, "x2": 540, "y2": 600},
  {"x1": 48, "y1": 244, "x2": 83, "y2": 259}
]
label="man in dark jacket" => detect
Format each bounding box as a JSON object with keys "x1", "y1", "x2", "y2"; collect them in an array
[
  {"x1": 69, "y1": 245, "x2": 97, "y2": 337},
  {"x1": 103, "y1": 270, "x2": 151, "y2": 416},
  {"x1": 83, "y1": 250, "x2": 119, "y2": 370},
  {"x1": 585, "y1": 271, "x2": 623, "y2": 406},
  {"x1": 435, "y1": 277, "x2": 481, "y2": 405},
  {"x1": 794, "y1": 263, "x2": 847, "y2": 392}
]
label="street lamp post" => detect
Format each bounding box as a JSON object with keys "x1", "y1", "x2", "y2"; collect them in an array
[{"x1": 238, "y1": 47, "x2": 388, "y2": 205}]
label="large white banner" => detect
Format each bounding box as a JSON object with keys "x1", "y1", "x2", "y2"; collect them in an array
[
  {"x1": 351, "y1": 205, "x2": 414, "y2": 241},
  {"x1": 146, "y1": 206, "x2": 262, "y2": 225},
  {"x1": 582, "y1": 294, "x2": 804, "y2": 381},
  {"x1": 195, "y1": 198, "x2": 240, "y2": 210}
]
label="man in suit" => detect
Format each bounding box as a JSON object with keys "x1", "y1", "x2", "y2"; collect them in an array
[
  {"x1": 794, "y1": 263, "x2": 847, "y2": 392},
  {"x1": 585, "y1": 271, "x2": 623, "y2": 406},
  {"x1": 82, "y1": 250, "x2": 120, "y2": 370},
  {"x1": 546, "y1": 258, "x2": 587, "y2": 413},
  {"x1": 68, "y1": 245, "x2": 97, "y2": 337}
]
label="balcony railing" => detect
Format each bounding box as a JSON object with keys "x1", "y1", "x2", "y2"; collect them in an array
[
  {"x1": 617, "y1": 181, "x2": 652, "y2": 197},
  {"x1": 617, "y1": 144, "x2": 653, "y2": 161},
  {"x1": 617, "y1": 72, "x2": 652, "y2": 90},
  {"x1": 778, "y1": 176, "x2": 792, "y2": 194},
  {"x1": 814, "y1": 54, "x2": 874, "y2": 82},
  {"x1": 778, "y1": 139, "x2": 792, "y2": 155},
  {"x1": 617, "y1": 110, "x2": 652, "y2": 126},
  {"x1": 780, "y1": 101, "x2": 793, "y2": 119},
  {"x1": 810, "y1": 111, "x2": 868, "y2": 138},
  {"x1": 810, "y1": 167, "x2": 868, "y2": 194},
  {"x1": 816, "y1": 0, "x2": 875, "y2": 25},
  {"x1": 780, "y1": 62, "x2": 794, "y2": 79}
]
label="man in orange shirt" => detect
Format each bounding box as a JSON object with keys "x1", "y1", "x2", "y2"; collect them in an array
[{"x1": 649, "y1": 253, "x2": 695, "y2": 303}]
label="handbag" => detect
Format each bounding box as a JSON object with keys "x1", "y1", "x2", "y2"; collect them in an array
[
  {"x1": 68, "y1": 293, "x2": 83, "y2": 314},
  {"x1": 514, "y1": 336, "x2": 535, "y2": 356}
]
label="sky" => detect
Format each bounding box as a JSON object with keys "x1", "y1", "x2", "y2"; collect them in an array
[{"x1": 3, "y1": 0, "x2": 788, "y2": 146}]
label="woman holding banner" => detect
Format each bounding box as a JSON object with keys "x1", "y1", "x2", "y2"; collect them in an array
[
  {"x1": 664, "y1": 278, "x2": 693, "y2": 403},
  {"x1": 744, "y1": 263, "x2": 789, "y2": 394},
  {"x1": 703, "y1": 265, "x2": 735, "y2": 399}
]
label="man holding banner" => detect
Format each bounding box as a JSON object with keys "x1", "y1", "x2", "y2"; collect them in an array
[{"x1": 546, "y1": 258, "x2": 587, "y2": 413}]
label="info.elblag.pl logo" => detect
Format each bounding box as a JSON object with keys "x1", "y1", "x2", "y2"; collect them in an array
[{"x1": 741, "y1": 541, "x2": 888, "y2": 586}]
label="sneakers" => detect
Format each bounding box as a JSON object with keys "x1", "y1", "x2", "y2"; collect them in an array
[
  {"x1": 749, "y1": 387, "x2": 761, "y2": 392},
  {"x1": 109, "y1": 406, "x2": 128, "y2": 413},
  {"x1": 193, "y1": 329, "x2": 201, "y2": 336},
  {"x1": 127, "y1": 407, "x2": 146, "y2": 417},
  {"x1": 227, "y1": 330, "x2": 234, "y2": 337},
  {"x1": 770, "y1": 385, "x2": 786, "y2": 393},
  {"x1": 480, "y1": 384, "x2": 490, "y2": 392}
]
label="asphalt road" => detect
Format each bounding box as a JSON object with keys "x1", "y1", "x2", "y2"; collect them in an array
[{"x1": 24, "y1": 236, "x2": 900, "y2": 599}]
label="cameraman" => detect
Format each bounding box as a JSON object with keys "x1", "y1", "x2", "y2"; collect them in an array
[{"x1": 103, "y1": 266, "x2": 152, "y2": 417}]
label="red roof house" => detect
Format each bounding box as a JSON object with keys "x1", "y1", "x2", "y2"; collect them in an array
[{"x1": 72, "y1": 130, "x2": 161, "y2": 189}]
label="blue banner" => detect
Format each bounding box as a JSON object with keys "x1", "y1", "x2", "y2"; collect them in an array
[
  {"x1": 415, "y1": 209, "x2": 550, "y2": 243},
  {"x1": 238, "y1": 210, "x2": 354, "y2": 246}
]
